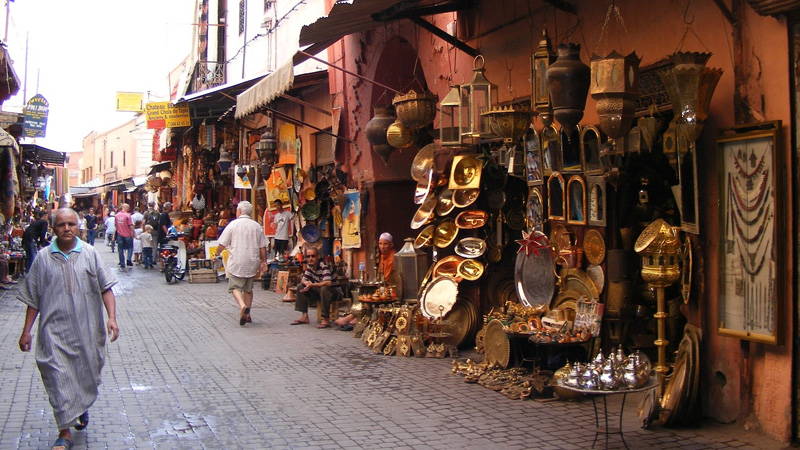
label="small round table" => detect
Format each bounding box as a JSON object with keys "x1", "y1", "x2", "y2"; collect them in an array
[{"x1": 557, "y1": 379, "x2": 659, "y2": 449}]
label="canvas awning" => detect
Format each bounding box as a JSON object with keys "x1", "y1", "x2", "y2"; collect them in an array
[
  {"x1": 235, "y1": 60, "x2": 295, "y2": 119},
  {"x1": 178, "y1": 73, "x2": 266, "y2": 122}
]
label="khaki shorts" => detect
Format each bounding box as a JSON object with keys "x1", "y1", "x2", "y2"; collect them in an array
[{"x1": 228, "y1": 274, "x2": 254, "y2": 293}]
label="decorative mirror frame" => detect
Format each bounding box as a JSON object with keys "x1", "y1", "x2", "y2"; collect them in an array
[
  {"x1": 524, "y1": 127, "x2": 544, "y2": 186},
  {"x1": 676, "y1": 123, "x2": 700, "y2": 234},
  {"x1": 526, "y1": 186, "x2": 544, "y2": 232},
  {"x1": 587, "y1": 176, "x2": 607, "y2": 227},
  {"x1": 541, "y1": 124, "x2": 561, "y2": 176},
  {"x1": 627, "y1": 126, "x2": 642, "y2": 155},
  {"x1": 560, "y1": 125, "x2": 582, "y2": 174},
  {"x1": 580, "y1": 125, "x2": 604, "y2": 175},
  {"x1": 566, "y1": 175, "x2": 587, "y2": 225},
  {"x1": 717, "y1": 120, "x2": 783, "y2": 345},
  {"x1": 547, "y1": 172, "x2": 565, "y2": 221}
]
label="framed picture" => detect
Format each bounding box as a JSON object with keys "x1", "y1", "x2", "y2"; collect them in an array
[
  {"x1": 717, "y1": 120, "x2": 783, "y2": 344},
  {"x1": 541, "y1": 124, "x2": 561, "y2": 176},
  {"x1": 547, "y1": 172, "x2": 565, "y2": 221},
  {"x1": 566, "y1": 175, "x2": 586, "y2": 225},
  {"x1": 580, "y1": 125, "x2": 604, "y2": 175},
  {"x1": 276, "y1": 270, "x2": 290, "y2": 294},
  {"x1": 525, "y1": 129, "x2": 544, "y2": 186},
  {"x1": 526, "y1": 186, "x2": 544, "y2": 232},
  {"x1": 587, "y1": 176, "x2": 607, "y2": 227},
  {"x1": 560, "y1": 125, "x2": 582, "y2": 173}
]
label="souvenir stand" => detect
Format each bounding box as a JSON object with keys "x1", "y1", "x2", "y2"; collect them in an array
[{"x1": 346, "y1": 4, "x2": 726, "y2": 429}]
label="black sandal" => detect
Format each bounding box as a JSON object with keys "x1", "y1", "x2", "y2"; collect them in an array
[{"x1": 74, "y1": 411, "x2": 89, "y2": 430}]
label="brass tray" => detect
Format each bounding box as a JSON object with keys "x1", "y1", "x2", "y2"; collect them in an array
[
  {"x1": 440, "y1": 298, "x2": 478, "y2": 348},
  {"x1": 454, "y1": 237, "x2": 487, "y2": 259},
  {"x1": 660, "y1": 335, "x2": 689, "y2": 426},
  {"x1": 514, "y1": 232, "x2": 555, "y2": 311},
  {"x1": 435, "y1": 189, "x2": 456, "y2": 216},
  {"x1": 557, "y1": 267, "x2": 600, "y2": 300},
  {"x1": 410, "y1": 196, "x2": 438, "y2": 230},
  {"x1": 414, "y1": 224, "x2": 435, "y2": 249},
  {"x1": 420, "y1": 275, "x2": 459, "y2": 319},
  {"x1": 432, "y1": 255, "x2": 463, "y2": 279},
  {"x1": 452, "y1": 188, "x2": 480, "y2": 208},
  {"x1": 457, "y1": 259, "x2": 484, "y2": 281},
  {"x1": 448, "y1": 154, "x2": 482, "y2": 190},
  {"x1": 455, "y1": 210, "x2": 488, "y2": 229},
  {"x1": 484, "y1": 319, "x2": 511, "y2": 369},
  {"x1": 411, "y1": 143, "x2": 438, "y2": 182},
  {"x1": 414, "y1": 169, "x2": 436, "y2": 205},
  {"x1": 433, "y1": 219, "x2": 458, "y2": 248},
  {"x1": 582, "y1": 229, "x2": 606, "y2": 265}
]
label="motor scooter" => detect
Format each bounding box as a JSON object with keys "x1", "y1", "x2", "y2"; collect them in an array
[{"x1": 160, "y1": 233, "x2": 188, "y2": 283}]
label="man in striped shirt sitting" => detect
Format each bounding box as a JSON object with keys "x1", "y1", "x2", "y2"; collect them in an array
[{"x1": 291, "y1": 246, "x2": 339, "y2": 328}]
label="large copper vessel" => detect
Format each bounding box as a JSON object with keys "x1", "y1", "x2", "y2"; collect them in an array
[{"x1": 546, "y1": 43, "x2": 590, "y2": 131}]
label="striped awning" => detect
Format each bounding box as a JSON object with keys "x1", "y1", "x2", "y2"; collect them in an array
[{"x1": 235, "y1": 60, "x2": 295, "y2": 119}]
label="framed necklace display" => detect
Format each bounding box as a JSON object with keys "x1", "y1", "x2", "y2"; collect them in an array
[{"x1": 717, "y1": 121, "x2": 783, "y2": 344}]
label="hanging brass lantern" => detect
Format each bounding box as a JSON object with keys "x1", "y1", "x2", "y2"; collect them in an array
[
  {"x1": 546, "y1": 43, "x2": 590, "y2": 131},
  {"x1": 656, "y1": 52, "x2": 723, "y2": 144},
  {"x1": 461, "y1": 55, "x2": 498, "y2": 138},
  {"x1": 590, "y1": 51, "x2": 641, "y2": 141},
  {"x1": 386, "y1": 120, "x2": 414, "y2": 149},
  {"x1": 481, "y1": 105, "x2": 533, "y2": 143},
  {"x1": 366, "y1": 106, "x2": 397, "y2": 167},
  {"x1": 439, "y1": 83, "x2": 467, "y2": 146},
  {"x1": 532, "y1": 28, "x2": 556, "y2": 126}
]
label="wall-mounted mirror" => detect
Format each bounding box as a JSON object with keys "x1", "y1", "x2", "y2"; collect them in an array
[
  {"x1": 580, "y1": 125, "x2": 604, "y2": 175},
  {"x1": 567, "y1": 175, "x2": 587, "y2": 225},
  {"x1": 547, "y1": 172, "x2": 565, "y2": 221},
  {"x1": 588, "y1": 176, "x2": 606, "y2": 226}
]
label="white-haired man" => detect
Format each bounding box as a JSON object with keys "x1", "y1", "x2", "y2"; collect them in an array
[{"x1": 215, "y1": 201, "x2": 268, "y2": 325}]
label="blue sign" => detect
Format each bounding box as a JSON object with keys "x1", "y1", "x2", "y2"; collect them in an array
[{"x1": 23, "y1": 94, "x2": 49, "y2": 138}]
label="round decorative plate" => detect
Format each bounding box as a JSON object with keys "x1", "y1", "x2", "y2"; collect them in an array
[
  {"x1": 301, "y1": 202, "x2": 320, "y2": 221},
  {"x1": 583, "y1": 229, "x2": 606, "y2": 265},
  {"x1": 551, "y1": 223, "x2": 572, "y2": 254},
  {"x1": 586, "y1": 264, "x2": 605, "y2": 294},
  {"x1": 420, "y1": 275, "x2": 459, "y2": 319},
  {"x1": 411, "y1": 143, "x2": 438, "y2": 182},
  {"x1": 411, "y1": 196, "x2": 438, "y2": 230},
  {"x1": 440, "y1": 298, "x2": 474, "y2": 348},
  {"x1": 514, "y1": 231, "x2": 555, "y2": 310},
  {"x1": 301, "y1": 224, "x2": 321, "y2": 243},
  {"x1": 484, "y1": 319, "x2": 511, "y2": 369}
]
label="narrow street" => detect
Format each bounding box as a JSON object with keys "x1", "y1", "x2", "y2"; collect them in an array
[{"x1": 0, "y1": 243, "x2": 786, "y2": 450}]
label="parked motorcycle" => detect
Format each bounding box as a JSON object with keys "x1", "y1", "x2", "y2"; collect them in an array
[{"x1": 160, "y1": 233, "x2": 188, "y2": 283}]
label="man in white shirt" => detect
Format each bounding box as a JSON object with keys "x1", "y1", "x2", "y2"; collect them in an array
[
  {"x1": 271, "y1": 200, "x2": 293, "y2": 260},
  {"x1": 103, "y1": 212, "x2": 116, "y2": 252},
  {"x1": 215, "y1": 201, "x2": 268, "y2": 326},
  {"x1": 130, "y1": 207, "x2": 144, "y2": 228}
]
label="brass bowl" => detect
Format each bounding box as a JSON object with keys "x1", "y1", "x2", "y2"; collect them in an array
[
  {"x1": 303, "y1": 187, "x2": 316, "y2": 201},
  {"x1": 457, "y1": 259, "x2": 485, "y2": 281},
  {"x1": 432, "y1": 255, "x2": 464, "y2": 278},
  {"x1": 481, "y1": 106, "x2": 533, "y2": 142},
  {"x1": 455, "y1": 210, "x2": 488, "y2": 229},
  {"x1": 411, "y1": 196, "x2": 437, "y2": 230},
  {"x1": 386, "y1": 120, "x2": 414, "y2": 149},
  {"x1": 436, "y1": 189, "x2": 456, "y2": 216},
  {"x1": 434, "y1": 219, "x2": 458, "y2": 248},
  {"x1": 452, "y1": 188, "x2": 480, "y2": 208},
  {"x1": 414, "y1": 224, "x2": 435, "y2": 249},
  {"x1": 392, "y1": 89, "x2": 438, "y2": 129},
  {"x1": 449, "y1": 154, "x2": 482, "y2": 190},
  {"x1": 412, "y1": 143, "x2": 439, "y2": 182},
  {"x1": 454, "y1": 237, "x2": 487, "y2": 259},
  {"x1": 414, "y1": 170, "x2": 435, "y2": 205}
]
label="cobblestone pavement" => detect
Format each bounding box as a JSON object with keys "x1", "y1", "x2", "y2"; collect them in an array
[{"x1": 0, "y1": 244, "x2": 790, "y2": 449}]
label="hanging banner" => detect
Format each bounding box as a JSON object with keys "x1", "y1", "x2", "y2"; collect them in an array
[
  {"x1": 145, "y1": 102, "x2": 191, "y2": 129},
  {"x1": 23, "y1": 94, "x2": 49, "y2": 138},
  {"x1": 278, "y1": 123, "x2": 297, "y2": 165},
  {"x1": 341, "y1": 189, "x2": 361, "y2": 249}
]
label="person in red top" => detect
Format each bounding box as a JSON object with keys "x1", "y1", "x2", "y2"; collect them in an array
[{"x1": 114, "y1": 203, "x2": 135, "y2": 269}]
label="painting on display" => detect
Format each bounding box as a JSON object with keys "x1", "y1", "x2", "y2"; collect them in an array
[
  {"x1": 204, "y1": 239, "x2": 227, "y2": 277},
  {"x1": 266, "y1": 168, "x2": 290, "y2": 208},
  {"x1": 278, "y1": 123, "x2": 297, "y2": 165},
  {"x1": 341, "y1": 189, "x2": 361, "y2": 249}
]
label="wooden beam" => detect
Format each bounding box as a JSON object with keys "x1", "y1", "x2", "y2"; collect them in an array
[
  {"x1": 281, "y1": 94, "x2": 332, "y2": 116},
  {"x1": 542, "y1": 0, "x2": 577, "y2": 15},
  {"x1": 712, "y1": 0, "x2": 737, "y2": 25},
  {"x1": 409, "y1": 16, "x2": 479, "y2": 58}
]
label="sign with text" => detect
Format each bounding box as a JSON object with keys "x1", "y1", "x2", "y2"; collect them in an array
[
  {"x1": 145, "y1": 102, "x2": 191, "y2": 129},
  {"x1": 23, "y1": 94, "x2": 49, "y2": 138},
  {"x1": 116, "y1": 92, "x2": 144, "y2": 112}
]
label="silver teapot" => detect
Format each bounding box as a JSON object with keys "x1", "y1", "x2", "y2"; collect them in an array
[{"x1": 599, "y1": 358, "x2": 622, "y2": 390}]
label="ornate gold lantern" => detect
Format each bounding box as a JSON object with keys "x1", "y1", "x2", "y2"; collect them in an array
[
  {"x1": 656, "y1": 52, "x2": 723, "y2": 146},
  {"x1": 481, "y1": 105, "x2": 533, "y2": 143},
  {"x1": 590, "y1": 51, "x2": 641, "y2": 141},
  {"x1": 461, "y1": 55, "x2": 498, "y2": 138},
  {"x1": 439, "y1": 82, "x2": 467, "y2": 146},
  {"x1": 634, "y1": 219, "x2": 682, "y2": 375},
  {"x1": 532, "y1": 28, "x2": 556, "y2": 126}
]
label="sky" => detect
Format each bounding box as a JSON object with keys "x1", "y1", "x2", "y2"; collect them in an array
[{"x1": 2, "y1": 0, "x2": 197, "y2": 152}]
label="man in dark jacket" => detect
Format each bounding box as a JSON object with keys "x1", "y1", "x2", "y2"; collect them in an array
[{"x1": 22, "y1": 210, "x2": 50, "y2": 273}]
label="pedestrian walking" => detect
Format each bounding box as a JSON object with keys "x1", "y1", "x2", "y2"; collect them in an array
[
  {"x1": 139, "y1": 225, "x2": 154, "y2": 268},
  {"x1": 17, "y1": 207, "x2": 119, "y2": 450},
  {"x1": 77, "y1": 211, "x2": 87, "y2": 241},
  {"x1": 103, "y1": 211, "x2": 116, "y2": 251},
  {"x1": 156, "y1": 202, "x2": 173, "y2": 248},
  {"x1": 85, "y1": 207, "x2": 97, "y2": 245},
  {"x1": 214, "y1": 201, "x2": 268, "y2": 326},
  {"x1": 132, "y1": 221, "x2": 143, "y2": 265},
  {"x1": 114, "y1": 203, "x2": 135, "y2": 268},
  {"x1": 21, "y1": 210, "x2": 49, "y2": 273}
]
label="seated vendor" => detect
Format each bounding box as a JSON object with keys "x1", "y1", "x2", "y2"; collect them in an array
[
  {"x1": 335, "y1": 232, "x2": 402, "y2": 331},
  {"x1": 291, "y1": 246, "x2": 340, "y2": 328}
]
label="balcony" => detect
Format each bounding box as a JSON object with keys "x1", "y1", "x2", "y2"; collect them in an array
[{"x1": 191, "y1": 60, "x2": 227, "y2": 93}]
